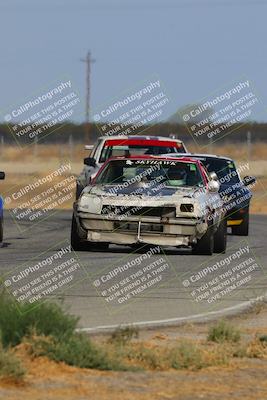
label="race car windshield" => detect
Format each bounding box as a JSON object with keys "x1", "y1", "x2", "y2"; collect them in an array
[
  {"x1": 99, "y1": 142, "x2": 185, "y2": 163},
  {"x1": 200, "y1": 158, "x2": 240, "y2": 184},
  {"x1": 95, "y1": 159, "x2": 204, "y2": 188}
]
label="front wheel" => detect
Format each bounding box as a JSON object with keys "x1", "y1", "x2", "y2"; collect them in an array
[
  {"x1": 71, "y1": 215, "x2": 90, "y2": 251},
  {"x1": 232, "y1": 209, "x2": 249, "y2": 236},
  {"x1": 75, "y1": 183, "x2": 84, "y2": 200},
  {"x1": 192, "y1": 225, "x2": 214, "y2": 255},
  {"x1": 214, "y1": 218, "x2": 227, "y2": 253},
  {"x1": 71, "y1": 215, "x2": 109, "y2": 252}
]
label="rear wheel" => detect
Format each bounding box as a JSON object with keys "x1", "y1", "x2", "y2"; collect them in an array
[
  {"x1": 214, "y1": 218, "x2": 227, "y2": 253},
  {"x1": 232, "y1": 209, "x2": 249, "y2": 236},
  {"x1": 192, "y1": 225, "x2": 214, "y2": 255}
]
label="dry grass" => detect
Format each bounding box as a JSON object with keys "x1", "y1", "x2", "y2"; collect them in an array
[
  {"x1": 1, "y1": 142, "x2": 267, "y2": 212},
  {"x1": 1, "y1": 141, "x2": 266, "y2": 165},
  {"x1": 189, "y1": 141, "x2": 267, "y2": 160},
  {"x1": 100, "y1": 327, "x2": 267, "y2": 371},
  {"x1": 15, "y1": 327, "x2": 267, "y2": 374},
  {"x1": 0, "y1": 143, "x2": 85, "y2": 163},
  {"x1": 0, "y1": 344, "x2": 25, "y2": 382}
]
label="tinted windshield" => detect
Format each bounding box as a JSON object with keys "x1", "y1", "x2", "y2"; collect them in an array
[
  {"x1": 199, "y1": 158, "x2": 240, "y2": 184},
  {"x1": 95, "y1": 159, "x2": 204, "y2": 188},
  {"x1": 99, "y1": 140, "x2": 185, "y2": 163}
]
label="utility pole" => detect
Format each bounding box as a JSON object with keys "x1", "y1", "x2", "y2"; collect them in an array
[
  {"x1": 80, "y1": 51, "x2": 95, "y2": 143},
  {"x1": 247, "y1": 130, "x2": 251, "y2": 162}
]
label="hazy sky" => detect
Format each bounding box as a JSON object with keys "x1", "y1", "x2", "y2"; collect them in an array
[{"x1": 0, "y1": 0, "x2": 267, "y2": 122}]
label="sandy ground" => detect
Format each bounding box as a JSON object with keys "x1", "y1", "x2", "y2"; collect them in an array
[
  {"x1": 2, "y1": 359, "x2": 267, "y2": 400},
  {"x1": 1, "y1": 304, "x2": 267, "y2": 400}
]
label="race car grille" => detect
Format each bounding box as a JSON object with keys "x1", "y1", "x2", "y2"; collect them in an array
[
  {"x1": 114, "y1": 222, "x2": 163, "y2": 233},
  {"x1": 101, "y1": 206, "x2": 176, "y2": 217}
]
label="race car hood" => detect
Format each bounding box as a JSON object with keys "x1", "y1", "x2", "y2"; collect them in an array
[
  {"x1": 77, "y1": 183, "x2": 208, "y2": 217},
  {"x1": 86, "y1": 183, "x2": 201, "y2": 199}
]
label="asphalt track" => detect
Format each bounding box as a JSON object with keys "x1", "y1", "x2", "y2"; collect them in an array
[{"x1": 0, "y1": 211, "x2": 267, "y2": 332}]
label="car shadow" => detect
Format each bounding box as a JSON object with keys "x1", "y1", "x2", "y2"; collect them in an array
[{"x1": 104, "y1": 244, "x2": 192, "y2": 256}]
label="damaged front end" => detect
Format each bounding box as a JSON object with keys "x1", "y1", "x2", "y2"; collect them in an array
[{"x1": 73, "y1": 189, "x2": 208, "y2": 247}]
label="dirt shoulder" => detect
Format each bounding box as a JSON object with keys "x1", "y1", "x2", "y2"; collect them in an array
[
  {"x1": 1, "y1": 358, "x2": 267, "y2": 400},
  {"x1": 1, "y1": 302, "x2": 267, "y2": 400}
]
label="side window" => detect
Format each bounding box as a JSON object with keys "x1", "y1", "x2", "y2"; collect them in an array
[
  {"x1": 90, "y1": 139, "x2": 101, "y2": 159},
  {"x1": 99, "y1": 146, "x2": 111, "y2": 163}
]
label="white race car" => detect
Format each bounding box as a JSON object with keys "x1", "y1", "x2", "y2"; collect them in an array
[{"x1": 72, "y1": 155, "x2": 227, "y2": 255}]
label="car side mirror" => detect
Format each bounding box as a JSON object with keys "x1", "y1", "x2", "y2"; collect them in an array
[
  {"x1": 84, "y1": 157, "x2": 96, "y2": 167},
  {"x1": 0, "y1": 172, "x2": 5, "y2": 180},
  {"x1": 209, "y1": 171, "x2": 219, "y2": 181},
  {"x1": 243, "y1": 176, "x2": 256, "y2": 186},
  {"x1": 208, "y1": 179, "x2": 220, "y2": 193}
]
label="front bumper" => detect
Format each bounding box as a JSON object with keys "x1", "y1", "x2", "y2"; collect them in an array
[
  {"x1": 75, "y1": 211, "x2": 208, "y2": 247},
  {"x1": 226, "y1": 206, "x2": 249, "y2": 226}
]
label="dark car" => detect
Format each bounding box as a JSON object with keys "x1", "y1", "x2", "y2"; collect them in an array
[
  {"x1": 163, "y1": 153, "x2": 256, "y2": 236},
  {"x1": 0, "y1": 171, "x2": 5, "y2": 242}
]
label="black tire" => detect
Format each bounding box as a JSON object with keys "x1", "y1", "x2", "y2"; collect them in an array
[
  {"x1": 0, "y1": 218, "x2": 3, "y2": 243},
  {"x1": 192, "y1": 225, "x2": 214, "y2": 255},
  {"x1": 214, "y1": 218, "x2": 227, "y2": 253},
  {"x1": 232, "y1": 209, "x2": 249, "y2": 236},
  {"x1": 71, "y1": 215, "x2": 90, "y2": 251},
  {"x1": 95, "y1": 243, "x2": 109, "y2": 251},
  {"x1": 71, "y1": 215, "x2": 109, "y2": 252},
  {"x1": 75, "y1": 183, "x2": 84, "y2": 200}
]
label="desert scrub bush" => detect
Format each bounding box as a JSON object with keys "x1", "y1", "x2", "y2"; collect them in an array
[
  {"x1": 170, "y1": 341, "x2": 205, "y2": 370},
  {"x1": 0, "y1": 292, "x2": 78, "y2": 347},
  {"x1": 118, "y1": 341, "x2": 213, "y2": 371},
  {"x1": 0, "y1": 342, "x2": 25, "y2": 381},
  {"x1": 123, "y1": 344, "x2": 168, "y2": 370},
  {"x1": 109, "y1": 326, "x2": 139, "y2": 346},
  {"x1": 207, "y1": 320, "x2": 241, "y2": 343},
  {"x1": 245, "y1": 337, "x2": 267, "y2": 359},
  {"x1": 26, "y1": 333, "x2": 127, "y2": 371},
  {"x1": 259, "y1": 335, "x2": 267, "y2": 344}
]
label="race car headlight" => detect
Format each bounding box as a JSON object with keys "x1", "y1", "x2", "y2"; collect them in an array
[
  {"x1": 180, "y1": 203, "x2": 194, "y2": 213},
  {"x1": 78, "y1": 195, "x2": 102, "y2": 214}
]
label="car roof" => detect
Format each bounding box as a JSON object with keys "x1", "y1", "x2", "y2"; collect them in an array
[
  {"x1": 99, "y1": 135, "x2": 184, "y2": 144},
  {"x1": 162, "y1": 152, "x2": 233, "y2": 162}
]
